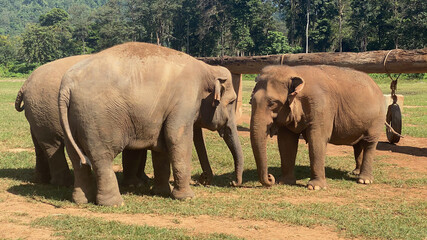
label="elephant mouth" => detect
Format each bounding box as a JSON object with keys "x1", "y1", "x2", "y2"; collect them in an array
[
  {"x1": 218, "y1": 127, "x2": 225, "y2": 137},
  {"x1": 267, "y1": 122, "x2": 278, "y2": 137}
]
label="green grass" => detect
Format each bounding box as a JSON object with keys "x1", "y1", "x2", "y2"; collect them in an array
[
  {"x1": 32, "y1": 215, "x2": 242, "y2": 240},
  {"x1": 1, "y1": 77, "x2": 427, "y2": 240}
]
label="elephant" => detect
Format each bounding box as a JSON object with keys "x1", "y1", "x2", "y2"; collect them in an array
[
  {"x1": 15, "y1": 55, "x2": 243, "y2": 189},
  {"x1": 15, "y1": 55, "x2": 90, "y2": 186},
  {"x1": 58, "y1": 42, "x2": 241, "y2": 205},
  {"x1": 250, "y1": 65, "x2": 385, "y2": 190}
]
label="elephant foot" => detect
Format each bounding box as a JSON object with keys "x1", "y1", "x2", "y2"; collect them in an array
[
  {"x1": 151, "y1": 184, "x2": 172, "y2": 197},
  {"x1": 171, "y1": 186, "x2": 194, "y2": 200},
  {"x1": 72, "y1": 187, "x2": 95, "y2": 204},
  {"x1": 277, "y1": 176, "x2": 296, "y2": 185},
  {"x1": 97, "y1": 193, "x2": 124, "y2": 207},
  {"x1": 307, "y1": 179, "x2": 327, "y2": 190},
  {"x1": 351, "y1": 168, "x2": 361, "y2": 175},
  {"x1": 198, "y1": 172, "x2": 213, "y2": 186},
  {"x1": 357, "y1": 175, "x2": 374, "y2": 185},
  {"x1": 50, "y1": 171, "x2": 73, "y2": 187}
]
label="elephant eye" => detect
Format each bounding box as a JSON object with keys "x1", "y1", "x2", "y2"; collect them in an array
[{"x1": 267, "y1": 99, "x2": 281, "y2": 110}]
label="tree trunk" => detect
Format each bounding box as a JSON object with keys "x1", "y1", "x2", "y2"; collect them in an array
[
  {"x1": 306, "y1": 0, "x2": 310, "y2": 53},
  {"x1": 197, "y1": 48, "x2": 427, "y2": 74}
]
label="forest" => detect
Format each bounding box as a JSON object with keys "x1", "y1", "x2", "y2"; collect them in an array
[{"x1": 0, "y1": 0, "x2": 426, "y2": 77}]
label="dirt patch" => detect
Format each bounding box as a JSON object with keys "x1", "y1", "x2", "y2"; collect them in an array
[
  {"x1": 237, "y1": 114, "x2": 427, "y2": 174},
  {"x1": 7, "y1": 148, "x2": 34, "y2": 153},
  {"x1": 0, "y1": 191, "x2": 344, "y2": 240}
]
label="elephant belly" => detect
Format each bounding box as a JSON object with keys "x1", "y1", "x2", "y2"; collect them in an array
[
  {"x1": 127, "y1": 137, "x2": 165, "y2": 152},
  {"x1": 329, "y1": 134, "x2": 364, "y2": 146}
]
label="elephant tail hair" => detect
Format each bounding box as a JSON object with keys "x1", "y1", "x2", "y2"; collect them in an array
[
  {"x1": 58, "y1": 85, "x2": 90, "y2": 166},
  {"x1": 15, "y1": 86, "x2": 25, "y2": 112}
]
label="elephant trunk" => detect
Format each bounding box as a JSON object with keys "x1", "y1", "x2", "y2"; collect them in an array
[
  {"x1": 223, "y1": 117, "x2": 244, "y2": 186},
  {"x1": 250, "y1": 111, "x2": 275, "y2": 187}
]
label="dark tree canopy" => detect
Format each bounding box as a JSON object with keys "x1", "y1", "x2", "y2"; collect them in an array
[{"x1": 0, "y1": 0, "x2": 425, "y2": 75}]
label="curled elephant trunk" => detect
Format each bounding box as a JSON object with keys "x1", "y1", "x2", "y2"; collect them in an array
[
  {"x1": 222, "y1": 117, "x2": 244, "y2": 186},
  {"x1": 250, "y1": 111, "x2": 275, "y2": 187}
]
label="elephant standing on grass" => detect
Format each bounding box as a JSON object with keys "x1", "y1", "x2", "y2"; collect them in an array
[
  {"x1": 250, "y1": 65, "x2": 385, "y2": 189},
  {"x1": 15, "y1": 54, "x2": 243, "y2": 190},
  {"x1": 59, "y1": 42, "x2": 241, "y2": 206},
  {"x1": 15, "y1": 55, "x2": 90, "y2": 186}
]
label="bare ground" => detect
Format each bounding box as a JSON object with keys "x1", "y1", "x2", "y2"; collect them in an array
[{"x1": 1, "y1": 115, "x2": 426, "y2": 240}]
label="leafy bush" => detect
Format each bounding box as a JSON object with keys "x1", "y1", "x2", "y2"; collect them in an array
[{"x1": 0, "y1": 62, "x2": 40, "y2": 78}]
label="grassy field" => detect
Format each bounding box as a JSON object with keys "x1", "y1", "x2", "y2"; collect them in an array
[{"x1": 0, "y1": 76, "x2": 426, "y2": 239}]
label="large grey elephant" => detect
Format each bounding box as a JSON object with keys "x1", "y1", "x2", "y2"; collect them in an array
[
  {"x1": 59, "y1": 42, "x2": 240, "y2": 206},
  {"x1": 250, "y1": 65, "x2": 385, "y2": 190},
  {"x1": 15, "y1": 55, "x2": 90, "y2": 186},
  {"x1": 15, "y1": 54, "x2": 243, "y2": 189}
]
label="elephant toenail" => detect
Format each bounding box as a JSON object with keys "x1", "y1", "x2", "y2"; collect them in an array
[
  {"x1": 314, "y1": 186, "x2": 321, "y2": 190},
  {"x1": 307, "y1": 185, "x2": 314, "y2": 190}
]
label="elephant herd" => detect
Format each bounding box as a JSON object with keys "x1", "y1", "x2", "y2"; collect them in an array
[{"x1": 15, "y1": 42, "x2": 385, "y2": 206}]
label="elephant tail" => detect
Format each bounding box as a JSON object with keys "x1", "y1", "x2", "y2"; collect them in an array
[
  {"x1": 58, "y1": 81, "x2": 90, "y2": 166},
  {"x1": 15, "y1": 85, "x2": 25, "y2": 112}
]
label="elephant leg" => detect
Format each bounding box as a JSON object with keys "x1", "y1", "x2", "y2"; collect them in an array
[
  {"x1": 46, "y1": 142, "x2": 73, "y2": 187},
  {"x1": 357, "y1": 140, "x2": 377, "y2": 184},
  {"x1": 122, "y1": 149, "x2": 147, "y2": 187},
  {"x1": 166, "y1": 124, "x2": 194, "y2": 200},
  {"x1": 193, "y1": 126, "x2": 213, "y2": 185},
  {"x1": 352, "y1": 142, "x2": 363, "y2": 175},
  {"x1": 151, "y1": 150, "x2": 171, "y2": 197},
  {"x1": 66, "y1": 141, "x2": 96, "y2": 204},
  {"x1": 277, "y1": 127, "x2": 299, "y2": 185},
  {"x1": 91, "y1": 151, "x2": 123, "y2": 206},
  {"x1": 306, "y1": 129, "x2": 328, "y2": 190},
  {"x1": 136, "y1": 150, "x2": 150, "y2": 182},
  {"x1": 31, "y1": 131, "x2": 50, "y2": 184}
]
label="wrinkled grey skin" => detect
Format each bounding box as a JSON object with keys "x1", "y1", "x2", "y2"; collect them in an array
[
  {"x1": 15, "y1": 55, "x2": 90, "y2": 186},
  {"x1": 59, "y1": 42, "x2": 241, "y2": 206},
  {"x1": 15, "y1": 55, "x2": 243, "y2": 190},
  {"x1": 250, "y1": 65, "x2": 385, "y2": 190}
]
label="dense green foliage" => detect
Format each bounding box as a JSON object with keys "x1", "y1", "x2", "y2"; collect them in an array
[{"x1": 0, "y1": 0, "x2": 426, "y2": 77}]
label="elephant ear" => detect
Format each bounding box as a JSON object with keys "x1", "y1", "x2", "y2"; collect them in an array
[
  {"x1": 213, "y1": 77, "x2": 227, "y2": 106},
  {"x1": 288, "y1": 76, "x2": 305, "y2": 104},
  {"x1": 286, "y1": 76, "x2": 304, "y2": 127}
]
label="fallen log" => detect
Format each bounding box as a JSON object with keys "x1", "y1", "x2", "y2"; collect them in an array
[{"x1": 198, "y1": 48, "x2": 427, "y2": 74}]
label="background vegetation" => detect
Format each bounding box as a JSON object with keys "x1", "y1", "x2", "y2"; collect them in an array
[{"x1": 0, "y1": 0, "x2": 426, "y2": 77}]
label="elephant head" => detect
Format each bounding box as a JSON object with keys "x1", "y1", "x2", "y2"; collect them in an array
[
  {"x1": 250, "y1": 66, "x2": 305, "y2": 187},
  {"x1": 198, "y1": 65, "x2": 244, "y2": 186}
]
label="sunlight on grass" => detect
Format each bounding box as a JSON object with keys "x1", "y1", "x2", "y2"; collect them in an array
[
  {"x1": 33, "y1": 215, "x2": 242, "y2": 240},
  {"x1": 1, "y1": 77, "x2": 426, "y2": 240}
]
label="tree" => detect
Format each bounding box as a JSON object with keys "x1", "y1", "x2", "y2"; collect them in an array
[
  {"x1": 0, "y1": 35, "x2": 19, "y2": 64},
  {"x1": 69, "y1": 4, "x2": 93, "y2": 54},
  {"x1": 39, "y1": 8, "x2": 69, "y2": 26},
  {"x1": 259, "y1": 31, "x2": 300, "y2": 55},
  {"x1": 91, "y1": 0, "x2": 133, "y2": 50},
  {"x1": 21, "y1": 24, "x2": 61, "y2": 63},
  {"x1": 21, "y1": 8, "x2": 74, "y2": 63}
]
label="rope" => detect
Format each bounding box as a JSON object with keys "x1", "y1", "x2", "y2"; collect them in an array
[
  {"x1": 385, "y1": 121, "x2": 404, "y2": 138},
  {"x1": 383, "y1": 49, "x2": 401, "y2": 104}
]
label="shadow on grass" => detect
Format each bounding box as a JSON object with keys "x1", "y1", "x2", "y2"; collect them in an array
[
  {"x1": 377, "y1": 141, "x2": 427, "y2": 157},
  {"x1": 0, "y1": 168, "x2": 34, "y2": 182},
  {"x1": 201, "y1": 165, "x2": 356, "y2": 188},
  {"x1": 0, "y1": 168, "x2": 72, "y2": 203}
]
